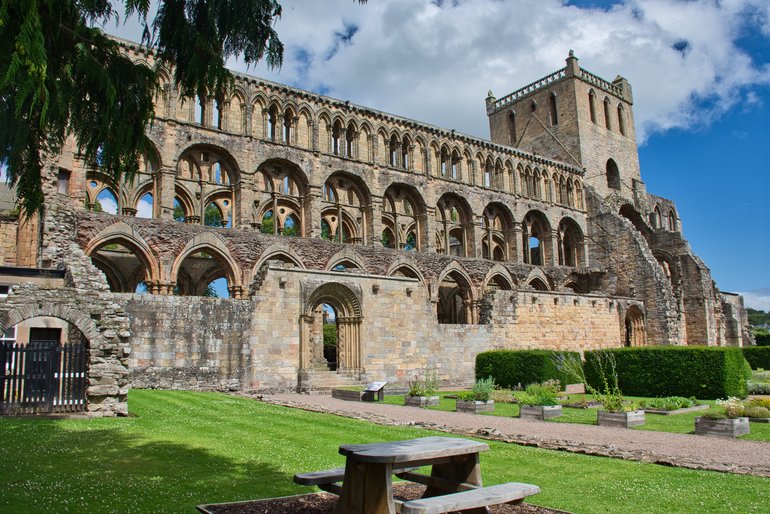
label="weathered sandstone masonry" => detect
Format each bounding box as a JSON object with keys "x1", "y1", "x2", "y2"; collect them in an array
[{"x1": 0, "y1": 45, "x2": 751, "y2": 414}]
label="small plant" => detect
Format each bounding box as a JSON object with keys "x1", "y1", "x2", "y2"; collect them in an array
[
  {"x1": 744, "y1": 406, "x2": 770, "y2": 419},
  {"x1": 458, "y1": 377, "x2": 496, "y2": 402},
  {"x1": 715, "y1": 397, "x2": 746, "y2": 418},
  {"x1": 701, "y1": 410, "x2": 728, "y2": 420},
  {"x1": 640, "y1": 396, "x2": 698, "y2": 411},
  {"x1": 747, "y1": 398, "x2": 770, "y2": 410},
  {"x1": 555, "y1": 351, "x2": 636, "y2": 413},
  {"x1": 518, "y1": 383, "x2": 559, "y2": 406},
  {"x1": 490, "y1": 389, "x2": 515, "y2": 403},
  {"x1": 747, "y1": 381, "x2": 770, "y2": 395},
  {"x1": 408, "y1": 369, "x2": 439, "y2": 397}
]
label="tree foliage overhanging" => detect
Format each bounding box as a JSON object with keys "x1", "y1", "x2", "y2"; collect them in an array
[{"x1": 1, "y1": 1, "x2": 369, "y2": 215}]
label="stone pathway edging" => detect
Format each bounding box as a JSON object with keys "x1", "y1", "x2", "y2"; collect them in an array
[{"x1": 253, "y1": 394, "x2": 770, "y2": 478}]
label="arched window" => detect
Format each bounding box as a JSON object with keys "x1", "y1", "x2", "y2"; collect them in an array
[
  {"x1": 194, "y1": 95, "x2": 205, "y2": 125},
  {"x1": 267, "y1": 105, "x2": 279, "y2": 140},
  {"x1": 588, "y1": 90, "x2": 597, "y2": 123},
  {"x1": 558, "y1": 218, "x2": 583, "y2": 267},
  {"x1": 549, "y1": 92, "x2": 558, "y2": 126},
  {"x1": 530, "y1": 100, "x2": 537, "y2": 113},
  {"x1": 211, "y1": 98, "x2": 223, "y2": 129},
  {"x1": 484, "y1": 159, "x2": 492, "y2": 188},
  {"x1": 283, "y1": 109, "x2": 293, "y2": 143},
  {"x1": 94, "y1": 188, "x2": 118, "y2": 214},
  {"x1": 388, "y1": 134, "x2": 399, "y2": 167},
  {"x1": 651, "y1": 206, "x2": 662, "y2": 229},
  {"x1": 401, "y1": 136, "x2": 410, "y2": 170},
  {"x1": 668, "y1": 210, "x2": 677, "y2": 231},
  {"x1": 507, "y1": 111, "x2": 517, "y2": 145},
  {"x1": 522, "y1": 211, "x2": 549, "y2": 266},
  {"x1": 606, "y1": 159, "x2": 621, "y2": 191},
  {"x1": 332, "y1": 120, "x2": 343, "y2": 155},
  {"x1": 451, "y1": 151, "x2": 460, "y2": 180},
  {"x1": 617, "y1": 104, "x2": 626, "y2": 136},
  {"x1": 440, "y1": 146, "x2": 449, "y2": 177},
  {"x1": 346, "y1": 122, "x2": 356, "y2": 157},
  {"x1": 136, "y1": 192, "x2": 154, "y2": 218},
  {"x1": 603, "y1": 97, "x2": 612, "y2": 130}
]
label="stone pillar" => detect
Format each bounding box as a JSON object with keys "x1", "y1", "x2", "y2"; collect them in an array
[
  {"x1": 299, "y1": 314, "x2": 313, "y2": 370},
  {"x1": 370, "y1": 196, "x2": 384, "y2": 248},
  {"x1": 550, "y1": 229, "x2": 560, "y2": 266},
  {"x1": 470, "y1": 217, "x2": 484, "y2": 259},
  {"x1": 424, "y1": 207, "x2": 437, "y2": 253},
  {"x1": 306, "y1": 187, "x2": 323, "y2": 239},
  {"x1": 512, "y1": 222, "x2": 524, "y2": 263},
  {"x1": 158, "y1": 168, "x2": 176, "y2": 221}
]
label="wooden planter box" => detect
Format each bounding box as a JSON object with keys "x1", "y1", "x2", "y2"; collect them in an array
[
  {"x1": 597, "y1": 410, "x2": 645, "y2": 428},
  {"x1": 695, "y1": 417, "x2": 750, "y2": 437},
  {"x1": 456, "y1": 400, "x2": 495, "y2": 414},
  {"x1": 404, "y1": 395, "x2": 439, "y2": 407},
  {"x1": 519, "y1": 405, "x2": 562, "y2": 421}
]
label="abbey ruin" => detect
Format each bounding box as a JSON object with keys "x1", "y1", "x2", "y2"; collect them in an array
[{"x1": 0, "y1": 44, "x2": 751, "y2": 416}]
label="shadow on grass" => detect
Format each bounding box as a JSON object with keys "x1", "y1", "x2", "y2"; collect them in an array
[{"x1": 0, "y1": 418, "x2": 296, "y2": 514}]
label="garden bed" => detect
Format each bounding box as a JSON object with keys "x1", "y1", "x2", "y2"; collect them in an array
[
  {"x1": 198, "y1": 483, "x2": 567, "y2": 514},
  {"x1": 645, "y1": 404, "x2": 709, "y2": 416}
]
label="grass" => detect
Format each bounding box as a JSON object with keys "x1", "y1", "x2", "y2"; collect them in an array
[
  {"x1": 389, "y1": 392, "x2": 770, "y2": 442},
  {"x1": 0, "y1": 390, "x2": 768, "y2": 513}
]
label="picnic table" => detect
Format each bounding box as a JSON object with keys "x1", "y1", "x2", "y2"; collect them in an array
[{"x1": 294, "y1": 436, "x2": 540, "y2": 514}]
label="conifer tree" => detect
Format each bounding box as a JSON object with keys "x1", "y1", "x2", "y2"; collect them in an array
[{"x1": 1, "y1": 1, "x2": 367, "y2": 215}]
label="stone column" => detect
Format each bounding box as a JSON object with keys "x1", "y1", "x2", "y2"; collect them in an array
[
  {"x1": 306, "y1": 186, "x2": 323, "y2": 239},
  {"x1": 512, "y1": 222, "x2": 524, "y2": 263},
  {"x1": 370, "y1": 196, "x2": 384, "y2": 248},
  {"x1": 158, "y1": 168, "x2": 176, "y2": 221},
  {"x1": 550, "y1": 229, "x2": 560, "y2": 266}
]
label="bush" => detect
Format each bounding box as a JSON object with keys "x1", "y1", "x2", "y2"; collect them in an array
[
  {"x1": 744, "y1": 406, "x2": 770, "y2": 419},
  {"x1": 408, "y1": 369, "x2": 438, "y2": 397},
  {"x1": 748, "y1": 381, "x2": 770, "y2": 395},
  {"x1": 639, "y1": 396, "x2": 698, "y2": 411},
  {"x1": 753, "y1": 328, "x2": 770, "y2": 346},
  {"x1": 743, "y1": 347, "x2": 770, "y2": 370},
  {"x1": 458, "y1": 377, "x2": 495, "y2": 402},
  {"x1": 584, "y1": 347, "x2": 747, "y2": 399},
  {"x1": 747, "y1": 398, "x2": 770, "y2": 410},
  {"x1": 518, "y1": 383, "x2": 560, "y2": 406},
  {"x1": 475, "y1": 350, "x2": 580, "y2": 389}
]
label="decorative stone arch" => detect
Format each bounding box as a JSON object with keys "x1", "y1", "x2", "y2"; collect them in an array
[
  {"x1": 170, "y1": 233, "x2": 243, "y2": 296},
  {"x1": 84, "y1": 222, "x2": 161, "y2": 289},
  {"x1": 522, "y1": 209, "x2": 552, "y2": 265},
  {"x1": 524, "y1": 268, "x2": 551, "y2": 291},
  {"x1": 481, "y1": 264, "x2": 515, "y2": 292},
  {"x1": 386, "y1": 258, "x2": 426, "y2": 284},
  {"x1": 559, "y1": 273, "x2": 587, "y2": 294},
  {"x1": 300, "y1": 282, "x2": 363, "y2": 374},
  {"x1": 0, "y1": 304, "x2": 102, "y2": 346},
  {"x1": 325, "y1": 249, "x2": 367, "y2": 273},
  {"x1": 434, "y1": 263, "x2": 477, "y2": 324},
  {"x1": 624, "y1": 305, "x2": 646, "y2": 347},
  {"x1": 557, "y1": 216, "x2": 585, "y2": 267}
]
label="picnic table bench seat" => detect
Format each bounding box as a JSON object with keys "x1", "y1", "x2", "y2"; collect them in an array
[{"x1": 398, "y1": 482, "x2": 541, "y2": 514}]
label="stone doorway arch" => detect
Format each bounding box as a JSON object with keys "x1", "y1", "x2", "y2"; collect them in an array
[
  {"x1": 625, "y1": 306, "x2": 645, "y2": 347},
  {"x1": 300, "y1": 282, "x2": 363, "y2": 375}
]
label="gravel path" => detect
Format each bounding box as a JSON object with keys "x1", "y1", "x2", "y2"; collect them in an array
[{"x1": 261, "y1": 393, "x2": 770, "y2": 477}]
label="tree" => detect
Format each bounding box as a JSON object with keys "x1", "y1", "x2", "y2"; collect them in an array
[{"x1": 0, "y1": 1, "x2": 365, "y2": 215}]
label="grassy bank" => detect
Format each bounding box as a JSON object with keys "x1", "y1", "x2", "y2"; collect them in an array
[{"x1": 0, "y1": 390, "x2": 768, "y2": 513}]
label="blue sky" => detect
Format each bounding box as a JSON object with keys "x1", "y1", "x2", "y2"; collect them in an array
[{"x1": 103, "y1": 0, "x2": 770, "y2": 307}]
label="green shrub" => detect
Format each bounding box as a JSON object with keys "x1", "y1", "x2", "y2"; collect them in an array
[
  {"x1": 476, "y1": 350, "x2": 580, "y2": 389},
  {"x1": 458, "y1": 377, "x2": 496, "y2": 402},
  {"x1": 584, "y1": 347, "x2": 747, "y2": 399},
  {"x1": 518, "y1": 383, "x2": 560, "y2": 406},
  {"x1": 742, "y1": 359, "x2": 753, "y2": 380},
  {"x1": 639, "y1": 396, "x2": 698, "y2": 411},
  {"x1": 744, "y1": 406, "x2": 770, "y2": 419},
  {"x1": 748, "y1": 381, "x2": 770, "y2": 395},
  {"x1": 748, "y1": 398, "x2": 770, "y2": 410},
  {"x1": 753, "y1": 328, "x2": 770, "y2": 346},
  {"x1": 408, "y1": 369, "x2": 438, "y2": 397},
  {"x1": 743, "y1": 347, "x2": 770, "y2": 370}
]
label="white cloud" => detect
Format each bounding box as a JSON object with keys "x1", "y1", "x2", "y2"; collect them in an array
[
  {"x1": 136, "y1": 194, "x2": 153, "y2": 218},
  {"x1": 105, "y1": 0, "x2": 770, "y2": 143},
  {"x1": 739, "y1": 289, "x2": 770, "y2": 312}
]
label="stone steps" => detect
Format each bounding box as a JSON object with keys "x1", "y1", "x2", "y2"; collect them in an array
[{"x1": 299, "y1": 370, "x2": 365, "y2": 392}]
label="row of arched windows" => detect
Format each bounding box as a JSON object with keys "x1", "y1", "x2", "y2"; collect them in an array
[
  {"x1": 82, "y1": 149, "x2": 586, "y2": 269},
  {"x1": 588, "y1": 89, "x2": 626, "y2": 136},
  {"x1": 149, "y1": 75, "x2": 585, "y2": 206}
]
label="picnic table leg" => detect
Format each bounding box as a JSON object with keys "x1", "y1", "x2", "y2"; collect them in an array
[
  {"x1": 423, "y1": 453, "x2": 490, "y2": 514},
  {"x1": 336, "y1": 460, "x2": 395, "y2": 514}
]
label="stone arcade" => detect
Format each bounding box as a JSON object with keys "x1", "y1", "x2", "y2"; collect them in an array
[{"x1": 0, "y1": 44, "x2": 751, "y2": 416}]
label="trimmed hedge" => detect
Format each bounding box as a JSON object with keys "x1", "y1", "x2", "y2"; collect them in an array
[
  {"x1": 755, "y1": 332, "x2": 770, "y2": 346},
  {"x1": 584, "y1": 347, "x2": 747, "y2": 399},
  {"x1": 475, "y1": 350, "x2": 580, "y2": 389},
  {"x1": 743, "y1": 347, "x2": 770, "y2": 370}
]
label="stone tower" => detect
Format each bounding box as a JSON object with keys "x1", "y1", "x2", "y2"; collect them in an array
[{"x1": 486, "y1": 51, "x2": 642, "y2": 200}]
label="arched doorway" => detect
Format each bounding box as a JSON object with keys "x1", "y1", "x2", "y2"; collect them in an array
[
  {"x1": 625, "y1": 306, "x2": 645, "y2": 347},
  {"x1": 300, "y1": 283, "x2": 363, "y2": 376}
]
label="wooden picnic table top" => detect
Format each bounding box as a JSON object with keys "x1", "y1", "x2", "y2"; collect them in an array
[{"x1": 339, "y1": 436, "x2": 489, "y2": 464}]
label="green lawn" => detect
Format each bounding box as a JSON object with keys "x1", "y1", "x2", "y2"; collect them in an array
[
  {"x1": 384, "y1": 392, "x2": 770, "y2": 442},
  {"x1": 0, "y1": 390, "x2": 768, "y2": 513}
]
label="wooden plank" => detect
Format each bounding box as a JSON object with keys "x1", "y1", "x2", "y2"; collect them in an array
[
  {"x1": 400, "y1": 483, "x2": 541, "y2": 514},
  {"x1": 294, "y1": 467, "x2": 346, "y2": 485},
  {"x1": 394, "y1": 471, "x2": 479, "y2": 492},
  {"x1": 339, "y1": 437, "x2": 489, "y2": 464}
]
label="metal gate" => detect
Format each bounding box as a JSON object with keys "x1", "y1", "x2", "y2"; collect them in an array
[{"x1": 0, "y1": 341, "x2": 87, "y2": 415}]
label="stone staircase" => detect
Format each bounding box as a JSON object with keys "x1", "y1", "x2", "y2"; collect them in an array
[{"x1": 298, "y1": 368, "x2": 366, "y2": 393}]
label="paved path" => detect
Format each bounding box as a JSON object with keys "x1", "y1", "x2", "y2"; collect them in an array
[{"x1": 261, "y1": 393, "x2": 770, "y2": 477}]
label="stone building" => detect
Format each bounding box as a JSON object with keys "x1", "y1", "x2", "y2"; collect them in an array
[{"x1": 0, "y1": 43, "x2": 751, "y2": 416}]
